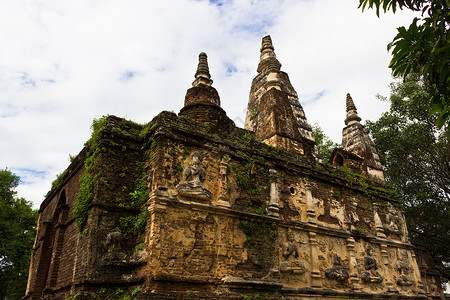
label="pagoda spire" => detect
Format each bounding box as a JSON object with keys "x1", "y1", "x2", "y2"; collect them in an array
[
  {"x1": 193, "y1": 52, "x2": 213, "y2": 87},
  {"x1": 180, "y1": 52, "x2": 236, "y2": 128},
  {"x1": 339, "y1": 93, "x2": 384, "y2": 182},
  {"x1": 245, "y1": 35, "x2": 320, "y2": 161},
  {"x1": 345, "y1": 93, "x2": 362, "y2": 125}
]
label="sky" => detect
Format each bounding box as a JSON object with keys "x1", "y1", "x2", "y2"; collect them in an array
[{"x1": 0, "y1": 0, "x2": 419, "y2": 208}]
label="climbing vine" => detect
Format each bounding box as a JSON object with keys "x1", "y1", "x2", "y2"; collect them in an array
[{"x1": 73, "y1": 116, "x2": 108, "y2": 232}]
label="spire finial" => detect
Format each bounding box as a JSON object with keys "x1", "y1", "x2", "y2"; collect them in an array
[
  {"x1": 346, "y1": 93, "x2": 357, "y2": 112},
  {"x1": 257, "y1": 35, "x2": 281, "y2": 73},
  {"x1": 193, "y1": 52, "x2": 213, "y2": 87},
  {"x1": 261, "y1": 35, "x2": 274, "y2": 52},
  {"x1": 345, "y1": 93, "x2": 362, "y2": 125}
]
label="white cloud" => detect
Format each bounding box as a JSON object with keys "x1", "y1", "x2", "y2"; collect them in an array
[{"x1": 0, "y1": 0, "x2": 418, "y2": 208}]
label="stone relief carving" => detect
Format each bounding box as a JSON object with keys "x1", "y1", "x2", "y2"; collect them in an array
[
  {"x1": 280, "y1": 230, "x2": 306, "y2": 274},
  {"x1": 184, "y1": 151, "x2": 206, "y2": 186},
  {"x1": 396, "y1": 250, "x2": 413, "y2": 286},
  {"x1": 384, "y1": 208, "x2": 400, "y2": 235},
  {"x1": 176, "y1": 152, "x2": 211, "y2": 202},
  {"x1": 345, "y1": 201, "x2": 359, "y2": 232},
  {"x1": 103, "y1": 231, "x2": 127, "y2": 265},
  {"x1": 325, "y1": 254, "x2": 349, "y2": 281},
  {"x1": 361, "y1": 244, "x2": 383, "y2": 283},
  {"x1": 102, "y1": 231, "x2": 147, "y2": 267}
]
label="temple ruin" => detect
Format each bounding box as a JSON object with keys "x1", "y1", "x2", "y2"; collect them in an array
[{"x1": 24, "y1": 36, "x2": 444, "y2": 299}]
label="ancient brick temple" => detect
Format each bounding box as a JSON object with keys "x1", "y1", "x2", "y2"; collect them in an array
[{"x1": 25, "y1": 36, "x2": 444, "y2": 299}]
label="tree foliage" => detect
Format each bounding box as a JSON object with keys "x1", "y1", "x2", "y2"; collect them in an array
[
  {"x1": 312, "y1": 123, "x2": 340, "y2": 162},
  {"x1": 359, "y1": 0, "x2": 450, "y2": 127},
  {"x1": 365, "y1": 75, "x2": 450, "y2": 279},
  {"x1": 0, "y1": 169, "x2": 38, "y2": 299}
]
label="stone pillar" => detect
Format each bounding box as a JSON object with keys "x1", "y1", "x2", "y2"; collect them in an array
[
  {"x1": 309, "y1": 231, "x2": 322, "y2": 287},
  {"x1": 267, "y1": 168, "x2": 280, "y2": 217},
  {"x1": 346, "y1": 237, "x2": 361, "y2": 291},
  {"x1": 305, "y1": 178, "x2": 316, "y2": 224},
  {"x1": 217, "y1": 154, "x2": 231, "y2": 208},
  {"x1": 374, "y1": 204, "x2": 386, "y2": 238},
  {"x1": 147, "y1": 187, "x2": 169, "y2": 277}
]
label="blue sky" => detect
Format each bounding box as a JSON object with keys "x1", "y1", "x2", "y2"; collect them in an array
[{"x1": 0, "y1": 0, "x2": 418, "y2": 207}]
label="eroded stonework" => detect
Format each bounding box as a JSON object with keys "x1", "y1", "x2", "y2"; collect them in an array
[{"x1": 24, "y1": 37, "x2": 444, "y2": 300}]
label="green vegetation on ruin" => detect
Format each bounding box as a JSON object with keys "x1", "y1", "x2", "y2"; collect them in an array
[{"x1": 72, "y1": 115, "x2": 157, "y2": 233}]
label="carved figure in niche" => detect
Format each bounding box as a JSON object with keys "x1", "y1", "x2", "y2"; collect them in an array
[
  {"x1": 280, "y1": 230, "x2": 306, "y2": 274},
  {"x1": 103, "y1": 231, "x2": 127, "y2": 264},
  {"x1": 184, "y1": 152, "x2": 205, "y2": 187},
  {"x1": 396, "y1": 250, "x2": 413, "y2": 286},
  {"x1": 385, "y1": 210, "x2": 400, "y2": 234},
  {"x1": 325, "y1": 254, "x2": 349, "y2": 281},
  {"x1": 176, "y1": 152, "x2": 211, "y2": 202},
  {"x1": 361, "y1": 244, "x2": 383, "y2": 283},
  {"x1": 345, "y1": 201, "x2": 359, "y2": 231}
]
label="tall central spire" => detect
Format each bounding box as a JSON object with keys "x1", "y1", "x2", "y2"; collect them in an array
[{"x1": 244, "y1": 35, "x2": 320, "y2": 161}]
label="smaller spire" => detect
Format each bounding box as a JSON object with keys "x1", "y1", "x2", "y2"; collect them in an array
[
  {"x1": 193, "y1": 52, "x2": 213, "y2": 87},
  {"x1": 340, "y1": 93, "x2": 385, "y2": 182},
  {"x1": 345, "y1": 93, "x2": 362, "y2": 125}
]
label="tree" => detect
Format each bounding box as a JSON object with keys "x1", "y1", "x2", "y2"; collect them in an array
[
  {"x1": 312, "y1": 123, "x2": 340, "y2": 162},
  {"x1": 359, "y1": 0, "x2": 450, "y2": 127},
  {"x1": 0, "y1": 169, "x2": 38, "y2": 299},
  {"x1": 365, "y1": 75, "x2": 450, "y2": 280}
]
